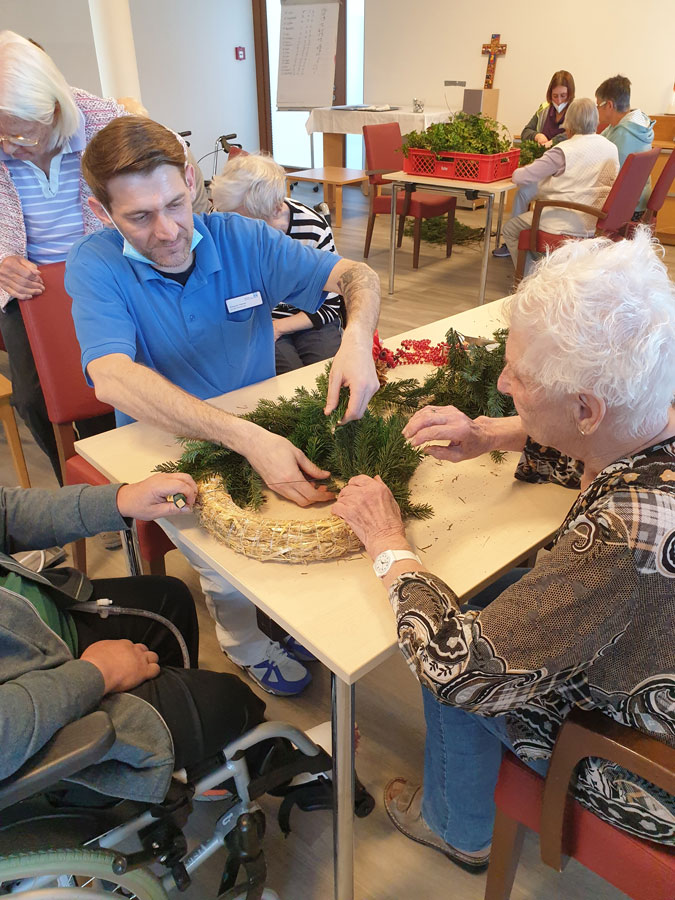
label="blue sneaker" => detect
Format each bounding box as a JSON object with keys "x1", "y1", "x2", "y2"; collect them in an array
[
  {"x1": 245, "y1": 641, "x2": 312, "y2": 696},
  {"x1": 283, "y1": 635, "x2": 318, "y2": 663},
  {"x1": 492, "y1": 242, "x2": 511, "y2": 258}
]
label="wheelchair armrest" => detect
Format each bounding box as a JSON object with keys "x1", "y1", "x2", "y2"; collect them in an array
[{"x1": 0, "y1": 711, "x2": 115, "y2": 811}]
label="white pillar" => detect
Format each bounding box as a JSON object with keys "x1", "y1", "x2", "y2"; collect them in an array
[{"x1": 87, "y1": 0, "x2": 142, "y2": 102}]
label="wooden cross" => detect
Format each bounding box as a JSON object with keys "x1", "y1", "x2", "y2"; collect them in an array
[{"x1": 482, "y1": 33, "x2": 507, "y2": 89}]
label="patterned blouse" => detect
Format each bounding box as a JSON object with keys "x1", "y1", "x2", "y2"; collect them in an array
[{"x1": 389, "y1": 437, "x2": 675, "y2": 844}]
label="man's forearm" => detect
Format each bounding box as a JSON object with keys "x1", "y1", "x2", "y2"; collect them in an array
[
  {"x1": 331, "y1": 260, "x2": 380, "y2": 339},
  {"x1": 88, "y1": 355, "x2": 257, "y2": 452}
]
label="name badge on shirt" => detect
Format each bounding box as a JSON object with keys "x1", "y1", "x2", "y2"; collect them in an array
[{"x1": 226, "y1": 291, "x2": 263, "y2": 313}]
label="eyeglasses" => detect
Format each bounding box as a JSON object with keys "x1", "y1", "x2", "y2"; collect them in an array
[
  {"x1": 0, "y1": 134, "x2": 40, "y2": 147},
  {"x1": 596, "y1": 100, "x2": 608, "y2": 109}
]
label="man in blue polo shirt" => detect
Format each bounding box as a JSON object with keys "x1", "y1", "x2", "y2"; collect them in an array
[{"x1": 65, "y1": 115, "x2": 381, "y2": 698}]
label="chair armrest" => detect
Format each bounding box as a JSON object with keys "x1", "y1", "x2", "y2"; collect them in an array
[
  {"x1": 529, "y1": 200, "x2": 607, "y2": 251},
  {"x1": 0, "y1": 710, "x2": 115, "y2": 811},
  {"x1": 540, "y1": 707, "x2": 675, "y2": 870}
]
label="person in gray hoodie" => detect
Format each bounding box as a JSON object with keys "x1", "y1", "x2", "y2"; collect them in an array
[
  {"x1": 595, "y1": 75, "x2": 655, "y2": 212},
  {"x1": 0, "y1": 472, "x2": 268, "y2": 804}
]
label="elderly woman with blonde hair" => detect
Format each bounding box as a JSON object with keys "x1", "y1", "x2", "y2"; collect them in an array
[
  {"x1": 210, "y1": 152, "x2": 343, "y2": 374},
  {"x1": 0, "y1": 31, "x2": 126, "y2": 480},
  {"x1": 502, "y1": 97, "x2": 619, "y2": 273},
  {"x1": 333, "y1": 230, "x2": 675, "y2": 868}
]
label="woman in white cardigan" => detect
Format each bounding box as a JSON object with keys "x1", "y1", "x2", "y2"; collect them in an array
[{"x1": 502, "y1": 98, "x2": 619, "y2": 276}]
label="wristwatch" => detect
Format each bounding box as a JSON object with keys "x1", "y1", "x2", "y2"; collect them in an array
[{"x1": 372, "y1": 549, "x2": 421, "y2": 578}]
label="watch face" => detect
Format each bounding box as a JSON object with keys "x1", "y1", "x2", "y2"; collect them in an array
[{"x1": 373, "y1": 551, "x2": 393, "y2": 576}]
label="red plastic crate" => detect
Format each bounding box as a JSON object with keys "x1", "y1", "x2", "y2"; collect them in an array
[{"x1": 403, "y1": 147, "x2": 520, "y2": 183}]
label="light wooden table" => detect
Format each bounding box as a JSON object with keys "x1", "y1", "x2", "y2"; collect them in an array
[
  {"x1": 382, "y1": 171, "x2": 518, "y2": 305},
  {"x1": 287, "y1": 166, "x2": 368, "y2": 227},
  {"x1": 75, "y1": 298, "x2": 575, "y2": 900}
]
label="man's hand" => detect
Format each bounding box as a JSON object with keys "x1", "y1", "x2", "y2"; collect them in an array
[
  {"x1": 323, "y1": 260, "x2": 380, "y2": 423},
  {"x1": 325, "y1": 336, "x2": 380, "y2": 424},
  {"x1": 116, "y1": 472, "x2": 198, "y2": 520},
  {"x1": 332, "y1": 474, "x2": 408, "y2": 559},
  {"x1": 245, "y1": 429, "x2": 335, "y2": 507},
  {"x1": 0, "y1": 256, "x2": 44, "y2": 299},
  {"x1": 80, "y1": 640, "x2": 160, "y2": 694}
]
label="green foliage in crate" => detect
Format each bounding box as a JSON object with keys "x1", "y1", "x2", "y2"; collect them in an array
[
  {"x1": 156, "y1": 329, "x2": 515, "y2": 513},
  {"x1": 401, "y1": 112, "x2": 512, "y2": 158}
]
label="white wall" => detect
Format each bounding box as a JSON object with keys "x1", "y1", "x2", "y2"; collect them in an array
[
  {"x1": 1, "y1": 0, "x2": 260, "y2": 169},
  {"x1": 130, "y1": 0, "x2": 260, "y2": 169},
  {"x1": 364, "y1": 0, "x2": 674, "y2": 139}
]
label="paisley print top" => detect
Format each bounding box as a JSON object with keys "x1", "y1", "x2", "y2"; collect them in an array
[{"x1": 389, "y1": 437, "x2": 675, "y2": 843}]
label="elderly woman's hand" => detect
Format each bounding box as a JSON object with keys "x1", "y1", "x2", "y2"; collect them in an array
[
  {"x1": 332, "y1": 475, "x2": 408, "y2": 559},
  {"x1": 0, "y1": 256, "x2": 44, "y2": 300},
  {"x1": 402, "y1": 405, "x2": 492, "y2": 462}
]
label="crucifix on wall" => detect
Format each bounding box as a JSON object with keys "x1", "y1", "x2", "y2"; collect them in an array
[{"x1": 482, "y1": 33, "x2": 507, "y2": 89}]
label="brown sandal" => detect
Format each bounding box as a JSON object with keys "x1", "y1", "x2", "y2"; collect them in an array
[{"x1": 383, "y1": 778, "x2": 490, "y2": 872}]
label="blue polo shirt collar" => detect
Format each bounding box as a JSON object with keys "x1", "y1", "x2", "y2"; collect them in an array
[{"x1": 123, "y1": 215, "x2": 223, "y2": 290}]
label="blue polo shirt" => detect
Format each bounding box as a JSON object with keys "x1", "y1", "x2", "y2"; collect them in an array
[{"x1": 65, "y1": 213, "x2": 340, "y2": 425}]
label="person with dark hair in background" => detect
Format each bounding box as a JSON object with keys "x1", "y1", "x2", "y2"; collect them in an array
[{"x1": 595, "y1": 74, "x2": 655, "y2": 215}]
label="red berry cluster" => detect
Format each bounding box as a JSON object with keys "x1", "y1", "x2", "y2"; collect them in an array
[
  {"x1": 394, "y1": 338, "x2": 450, "y2": 367},
  {"x1": 372, "y1": 332, "x2": 457, "y2": 369}
]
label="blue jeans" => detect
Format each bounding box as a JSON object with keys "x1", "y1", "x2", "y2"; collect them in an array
[{"x1": 421, "y1": 568, "x2": 549, "y2": 853}]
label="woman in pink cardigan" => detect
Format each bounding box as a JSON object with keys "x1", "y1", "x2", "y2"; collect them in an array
[{"x1": 0, "y1": 31, "x2": 125, "y2": 480}]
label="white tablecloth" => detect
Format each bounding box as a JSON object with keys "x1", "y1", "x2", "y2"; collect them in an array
[{"x1": 305, "y1": 105, "x2": 449, "y2": 136}]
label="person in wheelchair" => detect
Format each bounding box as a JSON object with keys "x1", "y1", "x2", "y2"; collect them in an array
[
  {"x1": 0, "y1": 474, "x2": 374, "y2": 898},
  {"x1": 0, "y1": 472, "x2": 271, "y2": 804}
]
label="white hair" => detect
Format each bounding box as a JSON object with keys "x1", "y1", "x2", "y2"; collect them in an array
[
  {"x1": 210, "y1": 152, "x2": 286, "y2": 221},
  {"x1": 564, "y1": 97, "x2": 599, "y2": 136},
  {"x1": 507, "y1": 228, "x2": 675, "y2": 439},
  {"x1": 0, "y1": 31, "x2": 80, "y2": 149}
]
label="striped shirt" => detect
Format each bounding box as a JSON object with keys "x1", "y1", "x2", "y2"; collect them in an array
[
  {"x1": 2, "y1": 114, "x2": 86, "y2": 265},
  {"x1": 273, "y1": 198, "x2": 342, "y2": 328}
]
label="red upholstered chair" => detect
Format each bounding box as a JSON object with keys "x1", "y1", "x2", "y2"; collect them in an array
[
  {"x1": 18, "y1": 262, "x2": 173, "y2": 575},
  {"x1": 514, "y1": 147, "x2": 661, "y2": 283},
  {"x1": 363, "y1": 122, "x2": 457, "y2": 268},
  {"x1": 484, "y1": 707, "x2": 675, "y2": 900}
]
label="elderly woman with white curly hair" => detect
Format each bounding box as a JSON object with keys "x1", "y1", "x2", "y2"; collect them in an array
[
  {"x1": 333, "y1": 230, "x2": 675, "y2": 869},
  {"x1": 502, "y1": 97, "x2": 619, "y2": 274},
  {"x1": 210, "y1": 152, "x2": 343, "y2": 374}
]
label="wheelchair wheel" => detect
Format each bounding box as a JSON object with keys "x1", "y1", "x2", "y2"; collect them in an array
[{"x1": 0, "y1": 848, "x2": 168, "y2": 898}]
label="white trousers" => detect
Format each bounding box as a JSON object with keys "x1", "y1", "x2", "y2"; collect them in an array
[{"x1": 170, "y1": 532, "x2": 271, "y2": 666}]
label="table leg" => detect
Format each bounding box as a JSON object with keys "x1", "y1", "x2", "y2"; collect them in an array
[
  {"x1": 494, "y1": 193, "x2": 506, "y2": 247},
  {"x1": 331, "y1": 673, "x2": 355, "y2": 900},
  {"x1": 388, "y1": 183, "x2": 399, "y2": 295},
  {"x1": 323, "y1": 132, "x2": 345, "y2": 168},
  {"x1": 334, "y1": 184, "x2": 343, "y2": 228},
  {"x1": 479, "y1": 193, "x2": 495, "y2": 306}
]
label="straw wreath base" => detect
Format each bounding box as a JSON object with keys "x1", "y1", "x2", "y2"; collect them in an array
[{"x1": 195, "y1": 478, "x2": 362, "y2": 563}]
